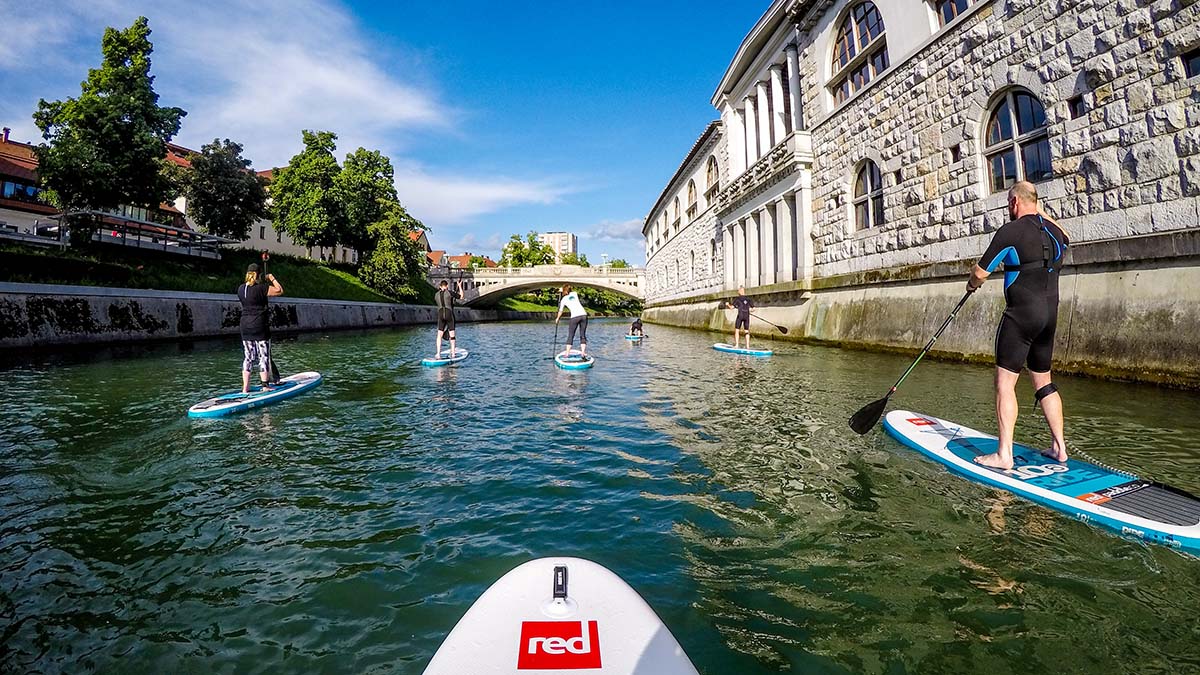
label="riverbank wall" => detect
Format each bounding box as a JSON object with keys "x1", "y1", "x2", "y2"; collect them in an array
[
  {"x1": 644, "y1": 231, "x2": 1200, "y2": 389},
  {"x1": 0, "y1": 283, "x2": 555, "y2": 350}
]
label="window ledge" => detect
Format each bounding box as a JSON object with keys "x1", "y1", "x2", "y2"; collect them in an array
[{"x1": 852, "y1": 226, "x2": 883, "y2": 240}]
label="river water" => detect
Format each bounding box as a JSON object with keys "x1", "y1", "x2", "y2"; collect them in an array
[{"x1": 3, "y1": 319, "x2": 1199, "y2": 674}]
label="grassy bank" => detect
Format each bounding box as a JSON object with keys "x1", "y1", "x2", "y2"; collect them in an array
[
  {"x1": 0, "y1": 243, "x2": 413, "y2": 304},
  {"x1": 495, "y1": 297, "x2": 558, "y2": 312}
]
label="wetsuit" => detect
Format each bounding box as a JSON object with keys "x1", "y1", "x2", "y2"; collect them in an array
[
  {"x1": 730, "y1": 295, "x2": 753, "y2": 330},
  {"x1": 238, "y1": 281, "x2": 272, "y2": 376},
  {"x1": 435, "y1": 288, "x2": 459, "y2": 338},
  {"x1": 978, "y1": 214, "x2": 1068, "y2": 373},
  {"x1": 631, "y1": 319, "x2": 643, "y2": 335},
  {"x1": 560, "y1": 292, "x2": 588, "y2": 348}
]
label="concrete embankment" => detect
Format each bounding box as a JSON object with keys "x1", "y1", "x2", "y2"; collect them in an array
[
  {"x1": 644, "y1": 231, "x2": 1200, "y2": 389},
  {"x1": 0, "y1": 283, "x2": 554, "y2": 350}
]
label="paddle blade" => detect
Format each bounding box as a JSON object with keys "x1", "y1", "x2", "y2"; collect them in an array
[
  {"x1": 849, "y1": 395, "x2": 889, "y2": 434},
  {"x1": 776, "y1": 325, "x2": 789, "y2": 335}
]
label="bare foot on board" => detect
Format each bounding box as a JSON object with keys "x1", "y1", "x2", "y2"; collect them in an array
[
  {"x1": 1039, "y1": 440, "x2": 1068, "y2": 463},
  {"x1": 974, "y1": 452, "x2": 1014, "y2": 471}
]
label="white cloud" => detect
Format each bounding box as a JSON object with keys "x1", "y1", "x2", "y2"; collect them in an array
[
  {"x1": 394, "y1": 164, "x2": 570, "y2": 226},
  {"x1": 581, "y1": 218, "x2": 645, "y2": 242}
]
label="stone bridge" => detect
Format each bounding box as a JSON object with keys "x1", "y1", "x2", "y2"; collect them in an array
[{"x1": 427, "y1": 264, "x2": 645, "y2": 306}]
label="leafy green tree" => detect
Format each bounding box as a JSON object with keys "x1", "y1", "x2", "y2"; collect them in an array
[
  {"x1": 560, "y1": 252, "x2": 589, "y2": 266},
  {"x1": 357, "y1": 202, "x2": 428, "y2": 300},
  {"x1": 178, "y1": 138, "x2": 268, "y2": 240},
  {"x1": 336, "y1": 147, "x2": 397, "y2": 253},
  {"x1": 499, "y1": 231, "x2": 554, "y2": 267},
  {"x1": 270, "y1": 130, "x2": 346, "y2": 248},
  {"x1": 32, "y1": 17, "x2": 186, "y2": 240},
  {"x1": 608, "y1": 258, "x2": 631, "y2": 268},
  {"x1": 469, "y1": 255, "x2": 488, "y2": 269}
]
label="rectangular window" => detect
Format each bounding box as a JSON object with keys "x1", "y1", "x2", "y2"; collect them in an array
[
  {"x1": 1021, "y1": 137, "x2": 1053, "y2": 182},
  {"x1": 872, "y1": 194, "x2": 884, "y2": 227},
  {"x1": 950, "y1": 144, "x2": 962, "y2": 162},
  {"x1": 259, "y1": 225, "x2": 266, "y2": 239},
  {"x1": 1183, "y1": 48, "x2": 1200, "y2": 78},
  {"x1": 989, "y1": 150, "x2": 1017, "y2": 193},
  {"x1": 855, "y1": 202, "x2": 870, "y2": 230},
  {"x1": 938, "y1": 0, "x2": 972, "y2": 27},
  {"x1": 1068, "y1": 95, "x2": 1086, "y2": 119}
]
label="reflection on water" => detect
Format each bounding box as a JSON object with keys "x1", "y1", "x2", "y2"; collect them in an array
[{"x1": 2, "y1": 320, "x2": 1200, "y2": 673}]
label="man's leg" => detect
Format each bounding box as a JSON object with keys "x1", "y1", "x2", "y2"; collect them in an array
[
  {"x1": 436, "y1": 328, "x2": 443, "y2": 356},
  {"x1": 448, "y1": 329, "x2": 456, "y2": 355},
  {"x1": 242, "y1": 370, "x2": 251, "y2": 393},
  {"x1": 1030, "y1": 370, "x2": 1067, "y2": 461},
  {"x1": 976, "y1": 367, "x2": 1021, "y2": 469}
]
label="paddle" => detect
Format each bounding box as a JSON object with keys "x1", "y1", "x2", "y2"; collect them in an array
[
  {"x1": 261, "y1": 251, "x2": 281, "y2": 384},
  {"x1": 750, "y1": 312, "x2": 789, "y2": 335},
  {"x1": 848, "y1": 289, "x2": 975, "y2": 435}
]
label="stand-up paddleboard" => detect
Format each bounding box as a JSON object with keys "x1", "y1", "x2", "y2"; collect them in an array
[
  {"x1": 712, "y1": 343, "x2": 772, "y2": 357},
  {"x1": 422, "y1": 348, "x2": 470, "y2": 367},
  {"x1": 555, "y1": 351, "x2": 595, "y2": 370},
  {"x1": 883, "y1": 410, "x2": 1200, "y2": 552},
  {"x1": 188, "y1": 372, "x2": 322, "y2": 418},
  {"x1": 625, "y1": 335, "x2": 644, "y2": 342},
  {"x1": 425, "y1": 557, "x2": 698, "y2": 675}
]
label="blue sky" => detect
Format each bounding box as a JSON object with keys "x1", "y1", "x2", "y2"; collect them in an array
[{"x1": 0, "y1": 0, "x2": 764, "y2": 264}]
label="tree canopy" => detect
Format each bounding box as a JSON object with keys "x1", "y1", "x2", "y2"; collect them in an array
[
  {"x1": 559, "y1": 251, "x2": 589, "y2": 266},
  {"x1": 336, "y1": 147, "x2": 397, "y2": 253},
  {"x1": 499, "y1": 231, "x2": 554, "y2": 267},
  {"x1": 270, "y1": 130, "x2": 347, "y2": 248},
  {"x1": 357, "y1": 202, "x2": 428, "y2": 300},
  {"x1": 33, "y1": 17, "x2": 186, "y2": 214},
  {"x1": 179, "y1": 139, "x2": 268, "y2": 240}
]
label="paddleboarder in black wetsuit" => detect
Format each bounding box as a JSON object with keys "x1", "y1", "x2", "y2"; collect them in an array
[
  {"x1": 967, "y1": 181, "x2": 1069, "y2": 470},
  {"x1": 630, "y1": 318, "x2": 644, "y2": 336},
  {"x1": 724, "y1": 285, "x2": 753, "y2": 349},
  {"x1": 434, "y1": 279, "x2": 463, "y2": 358},
  {"x1": 237, "y1": 263, "x2": 283, "y2": 393}
]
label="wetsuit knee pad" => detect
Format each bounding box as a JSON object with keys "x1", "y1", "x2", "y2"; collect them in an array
[{"x1": 1034, "y1": 383, "x2": 1058, "y2": 406}]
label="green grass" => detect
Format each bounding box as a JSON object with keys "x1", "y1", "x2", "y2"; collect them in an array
[
  {"x1": 495, "y1": 296, "x2": 558, "y2": 312},
  {"x1": 0, "y1": 243, "x2": 404, "y2": 304}
]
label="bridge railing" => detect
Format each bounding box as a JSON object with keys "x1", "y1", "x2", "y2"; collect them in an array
[{"x1": 428, "y1": 264, "x2": 644, "y2": 277}]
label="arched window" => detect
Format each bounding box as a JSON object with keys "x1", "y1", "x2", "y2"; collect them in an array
[
  {"x1": 853, "y1": 160, "x2": 884, "y2": 230},
  {"x1": 830, "y1": 2, "x2": 889, "y2": 105},
  {"x1": 935, "y1": 0, "x2": 973, "y2": 26},
  {"x1": 984, "y1": 89, "x2": 1052, "y2": 193},
  {"x1": 672, "y1": 197, "x2": 681, "y2": 232},
  {"x1": 686, "y1": 180, "x2": 698, "y2": 221},
  {"x1": 705, "y1": 156, "x2": 719, "y2": 199}
]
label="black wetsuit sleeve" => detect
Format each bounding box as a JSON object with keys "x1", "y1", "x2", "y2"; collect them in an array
[{"x1": 978, "y1": 224, "x2": 1017, "y2": 273}]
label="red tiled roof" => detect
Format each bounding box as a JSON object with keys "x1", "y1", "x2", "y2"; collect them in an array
[
  {"x1": 427, "y1": 250, "x2": 446, "y2": 266},
  {"x1": 408, "y1": 231, "x2": 423, "y2": 241},
  {"x1": 445, "y1": 254, "x2": 472, "y2": 269},
  {"x1": 257, "y1": 168, "x2": 275, "y2": 181},
  {"x1": 164, "y1": 142, "x2": 196, "y2": 168},
  {"x1": 0, "y1": 137, "x2": 39, "y2": 182}
]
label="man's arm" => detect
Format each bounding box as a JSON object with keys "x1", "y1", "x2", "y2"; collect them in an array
[
  {"x1": 967, "y1": 265, "x2": 988, "y2": 291},
  {"x1": 267, "y1": 274, "x2": 284, "y2": 296}
]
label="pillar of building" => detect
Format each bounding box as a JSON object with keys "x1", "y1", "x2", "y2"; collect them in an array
[
  {"x1": 744, "y1": 96, "x2": 758, "y2": 165},
  {"x1": 724, "y1": 103, "x2": 746, "y2": 177},
  {"x1": 747, "y1": 212, "x2": 760, "y2": 287},
  {"x1": 755, "y1": 81, "x2": 771, "y2": 156},
  {"x1": 760, "y1": 203, "x2": 776, "y2": 286},
  {"x1": 797, "y1": 172, "x2": 815, "y2": 281},
  {"x1": 723, "y1": 224, "x2": 735, "y2": 290},
  {"x1": 785, "y1": 44, "x2": 803, "y2": 132},
  {"x1": 777, "y1": 192, "x2": 797, "y2": 283},
  {"x1": 769, "y1": 65, "x2": 787, "y2": 142}
]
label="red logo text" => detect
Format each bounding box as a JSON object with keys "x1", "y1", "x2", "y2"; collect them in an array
[{"x1": 517, "y1": 620, "x2": 601, "y2": 670}]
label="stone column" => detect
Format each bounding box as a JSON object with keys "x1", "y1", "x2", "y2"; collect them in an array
[
  {"x1": 760, "y1": 203, "x2": 776, "y2": 286},
  {"x1": 769, "y1": 65, "x2": 787, "y2": 141},
  {"x1": 747, "y1": 212, "x2": 760, "y2": 287},
  {"x1": 723, "y1": 224, "x2": 735, "y2": 290},
  {"x1": 797, "y1": 172, "x2": 815, "y2": 281},
  {"x1": 756, "y1": 81, "x2": 771, "y2": 156},
  {"x1": 734, "y1": 220, "x2": 745, "y2": 287},
  {"x1": 744, "y1": 95, "x2": 758, "y2": 165},
  {"x1": 786, "y1": 44, "x2": 803, "y2": 132},
  {"x1": 777, "y1": 192, "x2": 796, "y2": 282},
  {"x1": 723, "y1": 103, "x2": 746, "y2": 177}
]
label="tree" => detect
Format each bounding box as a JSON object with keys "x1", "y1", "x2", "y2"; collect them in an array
[
  {"x1": 357, "y1": 202, "x2": 428, "y2": 300},
  {"x1": 608, "y1": 258, "x2": 631, "y2": 268},
  {"x1": 33, "y1": 17, "x2": 186, "y2": 238},
  {"x1": 469, "y1": 255, "x2": 488, "y2": 269},
  {"x1": 270, "y1": 130, "x2": 346, "y2": 248},
  {"x1": 336, "y1": 147, "x2": 397, "y2": 253},
  {"x1": 560, "y1": 252, "x2": 589, "y2": 267},
  {"x1": 499, "y1": 231, "x2": 554, "y2": 267},
  {"x1": 178, "y1": 139, "x2": 268, "y2": 240}
]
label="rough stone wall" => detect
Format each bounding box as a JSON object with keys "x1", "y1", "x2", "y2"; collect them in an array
[
  {"x1": 798, "y1": 0, "x2": 1200, "y2": 278},
  {"x1": 0, "y1": 284, "x2": 552, "y2": 349}
]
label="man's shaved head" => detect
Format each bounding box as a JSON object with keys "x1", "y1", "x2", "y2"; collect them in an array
[{"x1": 1009, "y1": 180, "x2": 1038, "y2": 206}]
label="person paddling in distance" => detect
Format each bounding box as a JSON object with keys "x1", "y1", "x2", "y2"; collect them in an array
[
  {"x1": 238, "y1": 262, "x2": 283, "y2": 393},
  {"x1": 555, "y1": 284, "x2": 589, "y2": 357},
  {"x1": 723, "y1": 286, "x2": 754, "y2": 349},
  {"x1": 630, "y1": 317, "x2": 644, "y2": 337},
  {"x1": 434, "y1": 278, "x2": 464, "y2": 358},
  {"x1": 967, "y1": 181, "x2": 1069, "y2": 470}
]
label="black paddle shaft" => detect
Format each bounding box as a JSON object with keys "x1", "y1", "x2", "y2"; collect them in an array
[{"x1": 750, "y1": 312, "x2": 788, "y2": 335}]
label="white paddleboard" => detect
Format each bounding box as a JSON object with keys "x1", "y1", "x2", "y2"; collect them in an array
[
  {"x1": 555, "y1": 351, "x2": 595, "y2": 370},
  {"x1": 712, "y1": 343, "x2": 772, "y2": 357},
  {"x1": 424, "y1": 557, "x2": 698, "y2": 675},
  {"x1": 188, "y1": 372, "x2": 322, "y2": 418},
  {"x1": 422, "y1": 348, "x2": 470, "y2": 367}
]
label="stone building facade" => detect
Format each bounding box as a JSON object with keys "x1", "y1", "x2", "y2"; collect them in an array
[{"x1": 643, "y1": 0, "x2": 1200, "y2": 386}]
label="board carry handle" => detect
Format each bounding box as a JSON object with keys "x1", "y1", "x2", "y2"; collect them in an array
[{"x1": 553, "y1": 565, "x2": 568, "y2": 599}]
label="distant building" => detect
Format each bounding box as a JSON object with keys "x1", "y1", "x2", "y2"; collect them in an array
[{"x1": 538, "y1": 231, "x2": 577, "y2": 262}]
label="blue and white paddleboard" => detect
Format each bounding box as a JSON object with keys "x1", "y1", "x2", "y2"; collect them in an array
[
  {"x1": 422, "y1": 348, "x2": 470, "y2": 367},
  {"x1": 712, "y1": 343, "x2": 773, "y2": 357},
  {"x1": 424, "y1": 557, "x2": 698, "y2": 675},
  {"x1": 625, "y1": 335, "x2": 644, "y2": 341},
  {"x1": 883, "y1": 410, "x2": 1200, "y2": 552},
  {"x1": 188, "y1": 371, "x2": 322, "y2": 418},
  {"x1": 555, "y1": 351, "x2": 595, "y2": 370}
]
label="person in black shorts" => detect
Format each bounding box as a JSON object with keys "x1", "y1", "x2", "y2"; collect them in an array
[
  {"x1": 434, "y1": 278, "x2": 463, "y2": 357},
  {"x1": 967, "y1": 181, "x2": 1069, "y2": 470},
  {"x1": 237, "y1": 263, "x2": 283, "y2": 393},
  {"x1": 724, "y1": 285, "x2": 753, "y2": 349}
]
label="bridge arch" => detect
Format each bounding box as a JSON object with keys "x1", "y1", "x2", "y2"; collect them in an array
[{"x1": 428, "y1": 265, "x2": 645, "y2": 307}]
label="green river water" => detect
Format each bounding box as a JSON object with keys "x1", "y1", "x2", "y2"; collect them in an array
[{"x1": 2, "y1": 319, "x2": 1199, "y2": 674}]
